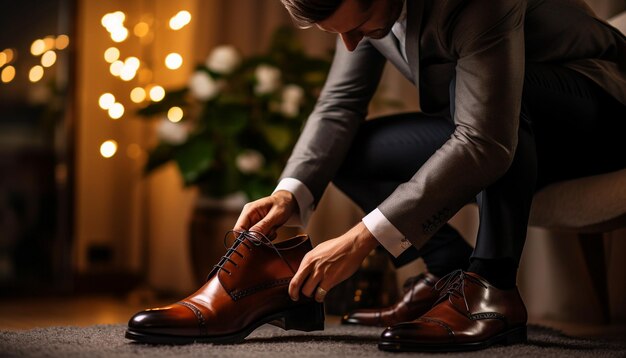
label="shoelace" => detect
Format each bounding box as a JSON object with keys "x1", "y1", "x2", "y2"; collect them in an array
[
  {"x1": 209, "y1": 230, "x2": 298, "y2": 279},
  {"x1": 433, "y1": 269, "x2": 487, "y2": 312}
]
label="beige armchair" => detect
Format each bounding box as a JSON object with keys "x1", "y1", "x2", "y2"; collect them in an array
[{"x1": 528, "y1": 169, "x2": 626, "y2": 322}]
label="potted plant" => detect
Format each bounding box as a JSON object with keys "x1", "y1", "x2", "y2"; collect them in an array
[{"x1": 136, "y1": 26, "x2": 331, "y2": 283}]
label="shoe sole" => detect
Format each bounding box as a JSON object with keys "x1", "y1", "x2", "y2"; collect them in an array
[
  {"x1": 125, "y1": 302, "x2": 325, "y2": 345},
  {"x1": 378, "y1": 325, "x2": 527, "y2": 352}
]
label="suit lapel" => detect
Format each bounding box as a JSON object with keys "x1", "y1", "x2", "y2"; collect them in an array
[
  {"x1": 406, "y1": 0, "x2": 424, "y2": 86},
  {"x1": 371, "y1": 35, "x2": 413, "y2": 81}
]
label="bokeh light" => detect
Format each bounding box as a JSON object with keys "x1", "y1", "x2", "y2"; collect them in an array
[
  {"x1": 29, "y1": 65, "x2": 44, "y2": 82},
  {"x1": 134, "y1": 22, "x2": 150, "y2": 37},
  {"x1": 100, "y1": 140, "x2": 118, "y2": 158},
  {"x1": 149, "y1": 85, "x2": 165, "y2": 102},
  {"x1": 104, "y1": 47, "x2": 120, "y2": 63},
  {"x1": 130, "y1": 87, "x2": 146, "y2": 103},
  {"x1": 108, "y1": 102, "x2": 125, "y2": 119},
  {"x1": 31, "y1": 39, "x2": 46, "y2": 56},
  {"x1": 41, "y1": 50, "x2": 57, "y2": 67},
  {"x1": 1, "y1": 65, "x2": 16, "y2": 83},
  {"x1": 55, "y1": 35, "x2": 70, "y2": 50},
  {"x1": 165, "y1": 53, "x2": 183, "y2": 70},
  {"x1": 98, "y1": 93, "x2": 116, "y2": 110},
  {"x1": 167, "y1": 106, "x2": 184, "y2": 122},
  {"x1": 169, "y1": 10, "x2": 191, "y2": 30}
]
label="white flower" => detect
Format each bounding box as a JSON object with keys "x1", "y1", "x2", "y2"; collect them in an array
[
  {"x1": 280, "y1": 84, "x2": 304, "y2": 117},
  {"x1": 206, "y1": 45, "x2": 241, "y2": 75},
  {"x1": 254, "y1": 64, "x2": 281, "y2": 95},
  {"x1": 188, "y1": 71, "x2": 221, "y2": 101},
  {"x1": 236, "y1": 150, "x2": 265, "y2": 174},
  {"x1": 157, "y1": 118, "x2": 189, "y2": 145}
]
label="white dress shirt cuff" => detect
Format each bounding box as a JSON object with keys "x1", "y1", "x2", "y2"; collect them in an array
[
  {"x1": 362, "y1": 208, "x2": 412, "y2": 257},
  {"x1": 273, "y1": 178, "x2": 315, "y2": 228}
]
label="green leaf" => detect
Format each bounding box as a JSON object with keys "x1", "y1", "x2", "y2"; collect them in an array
[
  {"x1": 217, "y1": 105, "x2": 249, "y2": 134},
  {"x1": 173, "y1": 138, "x2": 215, "y2": 186},
  {"x1": 262, "y1": 125, "x2": 292, "y2": 152}
]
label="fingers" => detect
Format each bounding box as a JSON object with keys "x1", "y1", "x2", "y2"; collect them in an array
[
  {"x1": 288, "y1": 257, "x2": 312, "y2": 301},
  {"x1": 233, "y1": 194, "x2": 295, "y2": 235},
  {"x1": 289, "y1": 255, "x2": 330, "y2": 303},
  {"x1": 314, "y1": 286, "x2": 328, "y2": 303},
  {"x1": 300, "y1": 269, "x2": 322, "y2": 299}
]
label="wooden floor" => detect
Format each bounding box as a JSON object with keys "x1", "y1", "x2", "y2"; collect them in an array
[{"x1": 1, "y1": 294, "x2": 625, "y2": 344}]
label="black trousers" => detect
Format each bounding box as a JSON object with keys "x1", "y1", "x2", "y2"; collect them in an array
[{"x1": 332, "y1": 63, "x2": 626, "y2": 267}]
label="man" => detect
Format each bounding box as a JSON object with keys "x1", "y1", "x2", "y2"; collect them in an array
[{"x1": 234, "y1": 0, "x2": 626, "y2": 352}]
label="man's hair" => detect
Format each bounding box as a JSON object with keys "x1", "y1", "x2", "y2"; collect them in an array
[{"x1": 281, "y1": 0, "x2": 373, "y2": 28}]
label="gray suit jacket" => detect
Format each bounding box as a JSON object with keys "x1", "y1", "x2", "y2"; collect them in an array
[{"x1": 280, "y1": 0, "x2": 626, "y2": 248}]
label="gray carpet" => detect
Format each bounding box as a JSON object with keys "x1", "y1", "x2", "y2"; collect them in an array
[{"x1": 1, "y1": 323, "x2": 625, "y2": 358}]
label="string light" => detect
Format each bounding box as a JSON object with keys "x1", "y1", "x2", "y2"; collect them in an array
[
  {"x1": 149, "y1": 85, "x2": 165, "y2": 102},
  {"x1": 0, "y1": 52, "x2": 6, "y2": 67},
  {"x1": 2, "y1": 49, "x2": 15, "y2": 63},
  {"x1": 169, "y1": 10, "x2": 191, "y2": 30},
  {"x1": 108, "y1": 102, "x2": 125, "y2": 119},
  {"x1": 29, "y1": 65, "x2": 44, "y2": 82},
  {"x1": 165, "y1": 53, "x2": 183, "y2": 70},
  {"x1": 134, "y1": 22, "x2": 150, "y2": 37},
  {"x1": 167, "y1": 106, "x2": 183, "y2": 122},
  {"x1": 98, "y1": 93, "x2": 116, "y2": 110},
  {"x1": 100, "y1": 140, "x2": 118, "y2": 158},
  {"x1": 110, "y1": 60, "x2": 124, "y2": 76},
  {"x1": 1, "y1": 65, "x2": 15, "y2": 83},
  {"x1": 41, "y1": 50, "x2": 57, "y2": 67},
  {"x1": 104, "y1": 47, "x2": 120, "y2": 63},
  {"x1": 55, "y1": 35, "x2": 70, "y2": 50},
  {"x1": 43, "y1": 36, "x2": 55, "y2": 51},
  {"x1": 130, "y1": 87, "x2": 146, "y2": 103},
  {"x1": 111, "y1": 28, "x2": 129, "y2": 42},
  {"x1": 31, "y1": 39, "x2": 46, "y2": 56}
]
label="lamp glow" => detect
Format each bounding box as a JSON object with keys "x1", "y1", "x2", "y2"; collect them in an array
[
  {"x1": 165, "y1": 53, "x2": 183, "y2": 70},
  {"x1": 100, "y1": 140, "x2": 118, "y2": 158},
  {"x1": 0, "y1": 52, "x2": 6, "y2": 67}
]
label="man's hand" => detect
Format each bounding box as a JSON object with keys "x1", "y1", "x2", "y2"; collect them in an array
[
  {"x1": 233, "y1": 190, "x2": 298, "y2": 237},
  {"x1": 288, "y1": 222, "x2": 379, "y2": 302}
]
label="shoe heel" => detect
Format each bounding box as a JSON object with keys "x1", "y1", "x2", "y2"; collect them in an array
[
  {"x1": 504, "y1": 326, "x2": 527, "y2": 345},
  {"x1": 272, "y1": 303, "x2": 325, "y2": 332}
]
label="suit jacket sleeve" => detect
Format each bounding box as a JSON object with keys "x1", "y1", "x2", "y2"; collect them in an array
[
  {"x1": 377, "y1": 0, "x2": 527, "y2": 248},
  {"x1": 279, "y1": 36, "x2": 387, "y2": 204}
]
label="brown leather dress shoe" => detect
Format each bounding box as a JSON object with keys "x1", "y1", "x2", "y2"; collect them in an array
[
  {"x1": 341, "y1": 272, "x2": 440, "y2": 327},
  {"x1": 125, "y1": 231, "x2": 324, "y2": 344},
  {"x1": 379, "y1": 270, "x2": 527, "y2": 352}
]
